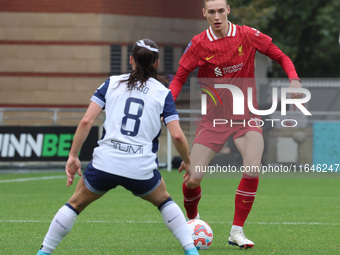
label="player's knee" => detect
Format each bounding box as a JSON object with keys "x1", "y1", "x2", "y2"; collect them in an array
[{"x1": 185, "y1": 179, "x2": 201, "y2": 189}]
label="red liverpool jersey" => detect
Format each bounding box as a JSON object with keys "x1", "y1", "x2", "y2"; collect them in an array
[
  {"x1": 179, "y1": 22, "x2": 272, "y2": 120},
  {"x1": 180, "y1": 22, "x2": 272, "y2": 78}
]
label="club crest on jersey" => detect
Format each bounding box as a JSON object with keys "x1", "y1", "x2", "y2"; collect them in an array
[
  {"x1": 184, "y1": 41, "x2": 192, "y2": 54},
  {"x1": 238, "y1": 45, "x2": 244, "y2": 56}
]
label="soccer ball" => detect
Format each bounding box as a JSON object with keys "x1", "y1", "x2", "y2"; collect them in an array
[{"x1": 187, "y1": 219, "x2": 213, "y2": 250}]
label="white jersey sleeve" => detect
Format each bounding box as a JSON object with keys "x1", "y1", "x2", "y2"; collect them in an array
[{"x1": 90, "y1": 74, "x2": 179, "y2": 180}]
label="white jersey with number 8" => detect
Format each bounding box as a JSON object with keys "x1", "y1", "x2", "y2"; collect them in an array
[{"x1": 90, "y1": 74, "x2": 179, "y2": 180}]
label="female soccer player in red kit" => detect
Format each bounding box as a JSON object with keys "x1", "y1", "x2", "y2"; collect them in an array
[{"x1": 170, "y1": 0, "x2": 304, "y2": 249}]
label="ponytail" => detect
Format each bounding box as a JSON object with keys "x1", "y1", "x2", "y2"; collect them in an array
[{"x1": 120, "y1": 39, "x2": 168, "y2": 90}]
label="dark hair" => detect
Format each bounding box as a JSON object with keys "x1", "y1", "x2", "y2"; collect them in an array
[
  {"x1": 120, "y1": 39, "x2": 168, "y2": 90},
  {"x1": 203, "y1": 0, "x2": 228, "y2": 8}
]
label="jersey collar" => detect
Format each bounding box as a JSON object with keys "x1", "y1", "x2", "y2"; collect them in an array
[{"x1": 206, "y1": 21, "x2": 237, "y2": 41}]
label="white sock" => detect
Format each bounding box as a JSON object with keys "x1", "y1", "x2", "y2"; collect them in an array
[
  {"x1": 159, "y1": 199, "x2": 195, "y2": 251},
  {"x1": 41, "y1": 205, "x2": 78, "y2": 253},
  {"x1": 231, "y1": 225, "x2": 243, "y2": 232}
]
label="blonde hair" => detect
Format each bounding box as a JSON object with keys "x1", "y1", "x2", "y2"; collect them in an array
[{"x1": 203, "y1": 0, "x2": 228, "y2": 8}]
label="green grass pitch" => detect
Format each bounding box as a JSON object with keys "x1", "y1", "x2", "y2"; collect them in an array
[{"x1": 0, "y1": 170, "x2": 339, "y2": 254}]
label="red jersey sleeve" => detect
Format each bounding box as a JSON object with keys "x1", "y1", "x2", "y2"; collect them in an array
[
  {"x1": 179, "y1": 39, "x2": 199, "y2": 72},
  {"x1": 169, "y1": 65, "x2": 191, "y2": 101},
  {"x1": 244, "y1": 25, "x2": 272, "y2": 53},
  {"x1": 264, "y1": 42, "x2": 300, "y2": 81}
]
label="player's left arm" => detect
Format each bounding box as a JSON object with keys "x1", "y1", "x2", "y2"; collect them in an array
[
  {"x1": 245, "y1": 26, "x2": 304, "y2": 99},
  {"x1": 167, "y1": 120, "x2": 191, "y2": 181},
  {"x1": 162, "y1": 91, "x2": 191, "y2": 182},
  {"x1": 264, "y1": 42, "x2": 304, "y2": 99}
]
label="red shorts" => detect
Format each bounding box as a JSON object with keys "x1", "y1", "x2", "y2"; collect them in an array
[{"x1": 193, "y1": 118, "x2": 263, "y2": 153}]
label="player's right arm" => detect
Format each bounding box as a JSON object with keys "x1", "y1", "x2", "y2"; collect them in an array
[
  {"x1": 170, "y1": 39, "x2": 199, "y2": 101},
  {"x1": 66, "y1": 78, "x2": 110, "y2": 186},
  {"x1": 169, "y1": 65, "x2": 191, "y2": 101},
  {"x1": 66, "y1": 101, "x2": 103, "y2": 187}
]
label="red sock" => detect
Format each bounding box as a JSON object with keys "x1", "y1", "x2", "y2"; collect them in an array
[
  {"x1": 182, "y1": 183, "x2": 201, "y2": 219},
  {"x1": 233, "y1": 174, "x2": 259, "y2": 227}
]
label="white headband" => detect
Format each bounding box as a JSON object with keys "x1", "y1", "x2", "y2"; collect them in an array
[{"x1": 136, "y1": 40, "x2": 159, "y2": 53}]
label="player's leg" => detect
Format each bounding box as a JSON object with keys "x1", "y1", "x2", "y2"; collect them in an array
[
  {"x1": 183, "y1": 143, "x2": 216, "y2": 220},
  {"x1": 142, "y1": 178, "x2": 199, "y2": 255},
  {"x1": 229, "y1": 130, "x2": 263, "y2": 248},
  {"x1": 37, "y1": 176, "x2": 105, "y2": 255}
]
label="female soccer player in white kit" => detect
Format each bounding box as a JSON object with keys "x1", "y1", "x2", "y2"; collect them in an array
[{"x1": 37, "y1": 39, "x2": 199, "y2": 255}]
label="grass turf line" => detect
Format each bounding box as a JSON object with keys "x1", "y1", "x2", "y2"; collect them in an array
[{"x1": 0, "y1": 170, "x2": 339, "y2": 254}]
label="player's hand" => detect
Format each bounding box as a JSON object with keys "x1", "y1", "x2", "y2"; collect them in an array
[
  {"x1": 178, "y1": 161, "x2": 191, "y2": 183},
  {"x1": 288, "y1": 80, "x2": 303, "y2": 99},
  {"x1": 65, "y1": 155, "x2": 82, "y2": 187}
]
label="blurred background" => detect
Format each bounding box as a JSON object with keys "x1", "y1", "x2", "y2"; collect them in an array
[{"x1": 0, "y1": 0, "x2": 339, "y2": 171}]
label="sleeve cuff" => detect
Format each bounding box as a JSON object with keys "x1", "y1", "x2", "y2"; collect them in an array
[
  {"x1": 90, "y1": 95, "x2": 105, "y2": 108},
  {"x1": 164, "y1": 114, "x2": 180, "y2": 125},
  {"x1": 289, "y1": 77, "x2": 301, "y2": 82}
]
